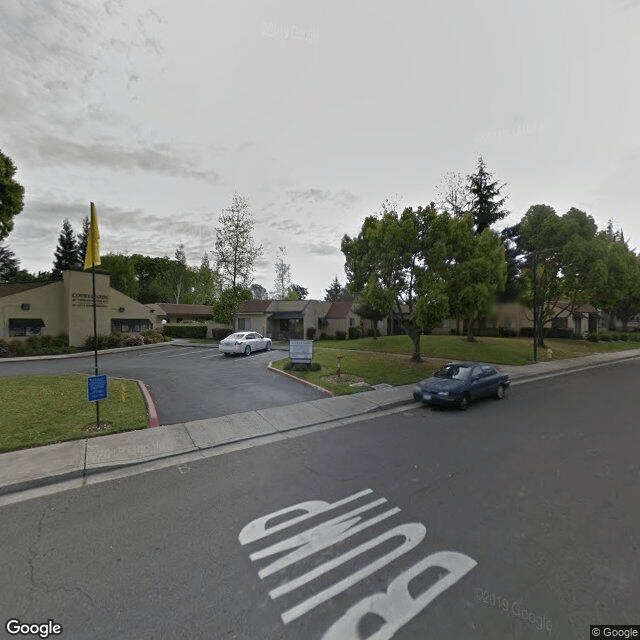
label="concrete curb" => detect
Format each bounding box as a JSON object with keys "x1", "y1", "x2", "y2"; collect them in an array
[
  {"x1": 267, "y1": 361, "x2": 333, "y2": 397},
  {"x1": 137, "y1": 380, "x2": 159, "y2": 428}
]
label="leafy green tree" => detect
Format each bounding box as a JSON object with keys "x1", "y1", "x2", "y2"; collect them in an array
[
  {"x1": 342, "y1": 204, "x2": 450, "y2": 362},
  {"x1": 52, "y1": 219, "x2": 80, "y2": 278},
  {"x1": 0, "y1": 243, "x2": 20, "y2": 282},
  {"x1": 100, "y1": 253, "x2": 140, "y2": 299},
  {"x1": 445, "y1": 215, "x2": 507, "y2": 341},
  {"x1": 250, "y1": 283, "x2": 268, "y2": 300},
  {"x1": 213, "y1": 286, "x2": 252, "y2": 324},
  {"x1": 192, "y1": 253, "x2": 221, "y2": 305},
  {"x1": 0, "y1": 149, "x2": 25, "y2": 241},
  {"x1": 324, "y1": 276, "x2": 351, "y2": 302},
  {"x1": 214, "y1": 193, "x2": 262, "y2": 289},
  {"x1": 467, "y1": 156, "x2": 509, "y2": 234}
]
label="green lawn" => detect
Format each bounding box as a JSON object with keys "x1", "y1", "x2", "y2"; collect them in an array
[
  {"x1": 272, "y1": 348, "x2": 447, "y2": 396},
  {"x1": 0, "y1": 374, "x2": 149, "y2": 453},
  {"x1": 314, "y1": 334, "x2": 640, "y2": 365}
]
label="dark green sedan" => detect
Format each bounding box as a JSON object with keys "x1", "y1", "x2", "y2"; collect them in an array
[{"x1": 412, "y1": 362, "x2": 510, "y2": 410}]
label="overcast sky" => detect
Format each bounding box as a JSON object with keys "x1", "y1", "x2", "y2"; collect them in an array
[{"x1": 2, "y1": 0, "x2": 639, "y2": 299}]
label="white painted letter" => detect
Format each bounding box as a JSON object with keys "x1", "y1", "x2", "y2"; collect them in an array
[
  {"x1": 253, "y1": 499, "x2": 400, "y2": 578},
  {"x1": 321, "y1": 551, "x2": 477, "y2": 640},
  {"x1": 279, "y1": 523, "x2": 427, "y2": 624},
  {"x1": 238, "y1": 489, "x2": 372, "y2": 545}
]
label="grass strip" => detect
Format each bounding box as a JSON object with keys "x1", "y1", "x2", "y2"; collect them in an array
[
  {"x1": 272, "y1": 348, "x2": 446, "y2": 396},
  {"x1": 0, "y1": 374, "x2": 149, "y2": 453},
  {"x1": 314, "y1": 335, "x2": 640, "y2": 365}
]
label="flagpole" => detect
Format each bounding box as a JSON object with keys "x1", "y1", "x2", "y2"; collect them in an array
[{"x1": 92, "y1": 258, "x2": 99, "y2": 428}]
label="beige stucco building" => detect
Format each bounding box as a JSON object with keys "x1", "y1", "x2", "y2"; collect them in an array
[{"x1": 0, "y1": 268, "x2": 155, "y2": 347}]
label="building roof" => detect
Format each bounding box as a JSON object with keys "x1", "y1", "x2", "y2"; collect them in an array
[
  {"x1": 266, "y1": 300, "x2": 311, "y2": 313},
  {"x1": 157, "y1": 303, "x2": 214, "y2": 316},
  {"x1": 237, "y1": 300, "x2": 272, "y2": 314},
  {"x1": 326, "y1": 301, "x2": 353, "y2": 319},
  {"x1": 0, "y1": 281, "x2": 53, "y2": 299}
]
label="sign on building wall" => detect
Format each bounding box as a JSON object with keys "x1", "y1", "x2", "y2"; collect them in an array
[
  {"x1": 289, "y1": 339, "x2": 313, "y2": 364},
  {"x1": 73, "y1": 293, "x2": 108, "y2": 307}
]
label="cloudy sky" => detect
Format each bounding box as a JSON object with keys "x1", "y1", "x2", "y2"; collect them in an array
[{"x1": 2, "y1": 0, "x2": 639, "y2": 299}]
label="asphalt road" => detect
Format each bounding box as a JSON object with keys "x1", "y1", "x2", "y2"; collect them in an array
[
  {"x1": 1, "y1": 360, "x2": 639, "y2": 639},
  {"x1": 0, "y1": 345, "x2": 324, "y2": 424}
]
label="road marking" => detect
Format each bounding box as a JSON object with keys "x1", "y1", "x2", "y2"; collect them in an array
[
  {"x1": 238, "y1": 488, "x2": 477, "y2": 636},
  {"x1": 166, "y1": 349, "x2": 210, "y2": 358},
  {"x1": 201, "y1": 353, "x2": 223, "y2": 359}
]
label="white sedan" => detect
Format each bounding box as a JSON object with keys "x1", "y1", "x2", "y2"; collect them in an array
[{"x1": 218, "y1": 332, "x2": 272, "y2": 356}]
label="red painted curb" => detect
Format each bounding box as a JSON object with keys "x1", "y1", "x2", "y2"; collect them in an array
[
  {"x1": 268, "y1": 363, "x2": 333, "y2": 397},
  {"x1": 137, "y1": 380, "x2": 160, "y2": 427}
]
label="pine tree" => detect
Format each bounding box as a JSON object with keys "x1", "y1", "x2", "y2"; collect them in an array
[
  {"x1": 76, "y1": 216, "x2": 90, "y2": 262},
  {"x1": 324, "y1": 276, "x2": 343, "y2": 302},
  {"x1": 0, "y1": 243, "x2": 20, "y2": 282},
  {"x1": 467, "y1": 157, "x2": 509, "y2": 235},
  {"x1": 52, "y1": 219, "x2": 80, "y2": 279}
]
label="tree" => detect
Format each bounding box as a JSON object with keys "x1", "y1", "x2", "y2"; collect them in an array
[
  {"x1": 213, "y1": 286, "x2": 252, "y2": 324},
  {"x1": 435, "y1": 171, "x2": 471, "y2": 217},
  {"x1": 193, "y1": 253, "x2": 221, "y2": 305},
  {"x1": 467, "y1": 156, "x2": 509, "y2": 234},
  {"x1": 324, "y1": 276, "x2": 352, "y2": 302},
  {"x1": 76, "y1": 216, "x2": 90, "y2": 263},
  {"x1": 52, "y1": 219, "x2": 80, "y2": 278},
  {"x1": 342, "y1": 204, "x2": 451, "y2": 362},
  {"x1": 0, "y1": 243, "x2": 19, "y2": 282},
  {"x1": 288, "y1": 284, "x2": 308, "y2": 300},
  {"x1": 273, "y1": 246, "x2": 291, "y2": 299},
  {"x1": 352, "y1": 301, "x2": 386, "y2": 338},
  {"x1": 445, "y1": 215, "x2": 507, "y2": 341},
  {"x1": 100, "y1": 253, "x2": 140, "y2": 299},
  {"x1": 0, "y1": 149, "x2": 25, "y2": 241},
  {"x1": 250, "y1": 283, "x2": 268, "y2": 300},
  {"x1": 214, "y1": 193, "x2": 262, "y2": 289}
]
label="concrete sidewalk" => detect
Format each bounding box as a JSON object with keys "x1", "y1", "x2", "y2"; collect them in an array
[{"x1": 1, "y1": 347, "x2": 639, "y2": 498}]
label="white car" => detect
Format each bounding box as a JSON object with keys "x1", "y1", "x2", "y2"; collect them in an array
[{"x1": 218, "y1": 332, "x2": 272, "y2": 356}]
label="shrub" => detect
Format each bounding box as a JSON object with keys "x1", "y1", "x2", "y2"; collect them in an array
[
  {"x1": 162, "y1": 324, "x2": 208, "y2": 339},
  {"x1": 141, "y1": 329, "x2": 164, "y2": 344},
  {"x1": 0, "y1": 338, "x2": 8, "y2": 356},
  {"x1": 519, "y1": 327, "x2": 534, "y2": 338},
  {"x1": 306, "y1": 327, "x2": 316, "y2": 340},
  {"x1": 335, "y1": 330, "x2": 347, "y2": 340},
  {"x1": 125, "y1": 334, "x2": 145, "y2": 346},
  {"x1": 285, "y1": 362, "x2": 321, "y2": 371},
  {"x1": 52, "y1": 333, "x2": 69, "y2": 348},
  {"x1": 546, "y1": 328, "x2": 576, "y2": 339},
  {"x1": 587, "y1": 333, "x2": 599, "y2": 342},
  {"x1": 366, "y1": 329, "x2": 375, "y2": 337},
  {"x1": 348, "y1": 326, "x2": 361, "y2": 339},
  {"x1": 209, "y1": 327, "x2": 231, "y2": 340},
  {"x1": 8, "y1": 340, "x2": 26, "y2": 356},
  {"x1": 498, "y1": 327, "x2": 517, "y2": 338}
]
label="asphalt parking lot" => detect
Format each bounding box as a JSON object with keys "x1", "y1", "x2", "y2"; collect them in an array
[{"x1": 0, "y1": 345, "x2": 325, "y2": 425}]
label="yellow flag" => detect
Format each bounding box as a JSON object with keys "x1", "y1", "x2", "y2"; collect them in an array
[{"x1": 84, "y1": 202, "x2": 101, "y2": 269}]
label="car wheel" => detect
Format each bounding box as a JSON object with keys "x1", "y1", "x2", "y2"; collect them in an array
[
  {"x1": 223, "y1": 352, "x2": 231, "y2": 357},
  {"x1": 266, "y1": 341, "x2": 272, "y2": 351},
  {"x1": 459, "y1": 393, "x2": 470, "y2": 411},
  {"x1": 244, "y1": 345, "x2": 251, "y2": 356},
  {"x1": 496, "y1": 383, "x2": 506, "y2": 399}
]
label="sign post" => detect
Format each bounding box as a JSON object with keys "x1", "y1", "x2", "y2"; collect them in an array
[{"x1": 289, "y1": 339, "x2": 314, "y2": 365}]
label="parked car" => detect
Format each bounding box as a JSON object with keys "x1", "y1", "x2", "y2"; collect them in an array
[
  {"x1": 218, "y1": 332, "x2": 272, "y2": 356},
  {"x1": 412, "y1": 362, "x2": 510, "y2": 410}
]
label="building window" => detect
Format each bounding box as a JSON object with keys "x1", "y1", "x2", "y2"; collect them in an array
[
  {"x1": 9, "y1": 318, "x2": 45, "y2": 337},
  {"x1": 111, "y1": 319, "x2": 151, "y2": 333}
]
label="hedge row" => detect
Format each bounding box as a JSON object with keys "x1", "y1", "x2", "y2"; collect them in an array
[
  {"x1": 82, "y1": 329, "x2": 167, "y2": 350},
  {"x1": 0, "y1": 333, "x2": 76, "y2": 357},
  {"x1": 161, "y1": 324, "x2": 208, "y2": 339}
]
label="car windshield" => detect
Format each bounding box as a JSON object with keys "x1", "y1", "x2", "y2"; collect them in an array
[{"x1": 434, "y1": 365, "x2": 471, "y2": 380}]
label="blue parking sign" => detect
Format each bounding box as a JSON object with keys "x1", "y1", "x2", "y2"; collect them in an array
[{"x1": 87, "y1": 375, "x2": 108, "y2": 402}]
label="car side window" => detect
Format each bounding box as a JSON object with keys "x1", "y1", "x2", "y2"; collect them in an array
[
  {"x1": 482, "y1": 366, "x2": 496, "y2": 376},
  {"x1": 472, "y1": 366, "x2": 483, "y2": 379}
]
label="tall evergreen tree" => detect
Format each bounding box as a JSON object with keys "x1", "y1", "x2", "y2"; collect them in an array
[
  {"x1": 0, "y1": 243, "x2": 20, "y2": 282},
  {"x1": 324, "y1": 276, "x2": 343, "y2": 302},
  {"x1": 52, "y1": 219, "x2": 80, "y2": 278},
  {"x1": 467, "y1": 156, "x2": 509, "y2": 235},
  {"x1": 76, "y1": 215, "x2": 90, "y2": 262}
]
